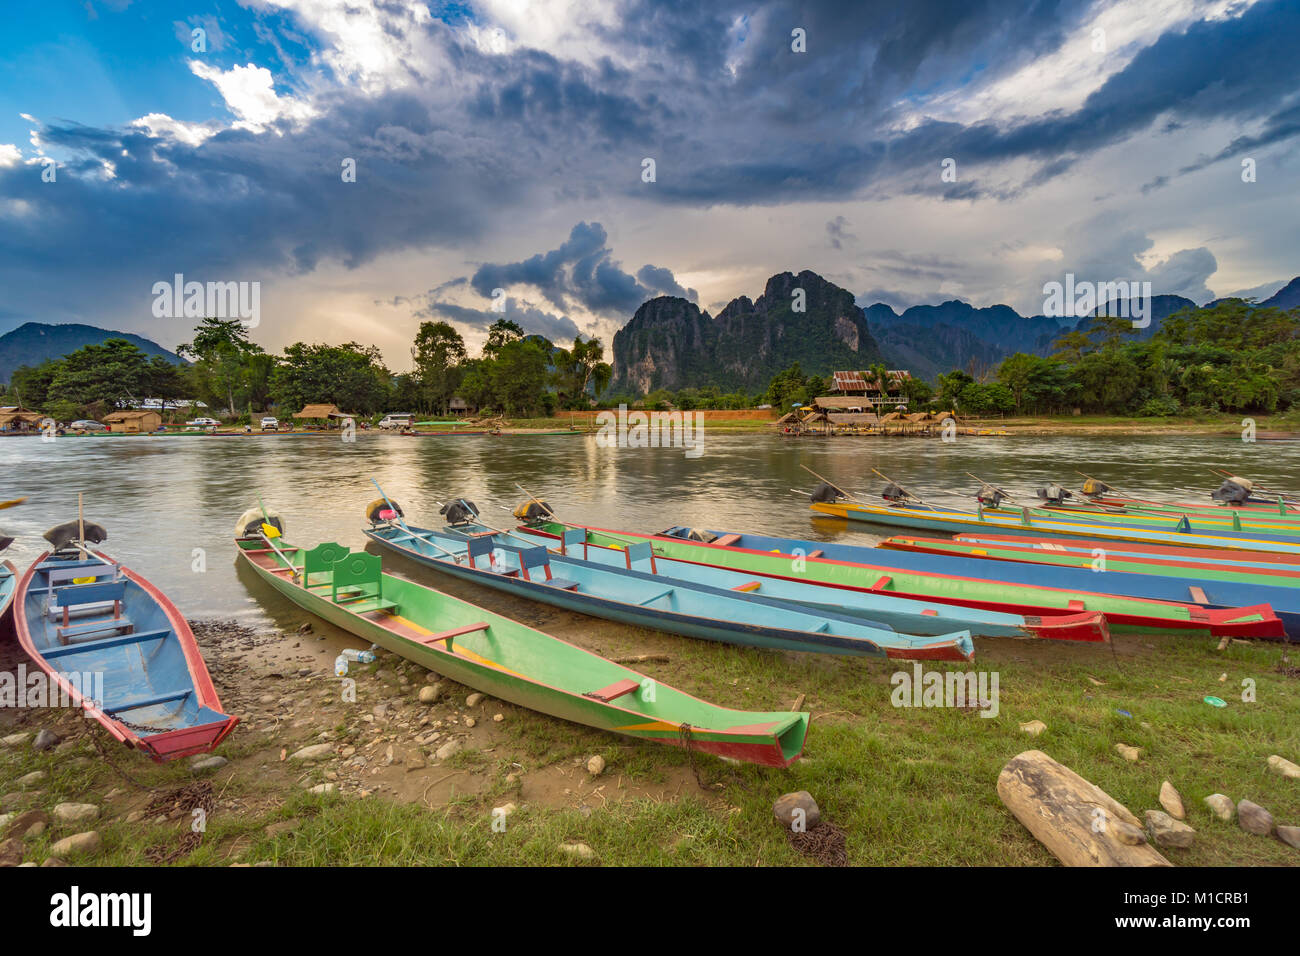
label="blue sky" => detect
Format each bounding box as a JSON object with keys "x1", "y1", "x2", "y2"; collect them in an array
[{"x1": 1, "y1": 0, "x2": 1297, "y2": 367}]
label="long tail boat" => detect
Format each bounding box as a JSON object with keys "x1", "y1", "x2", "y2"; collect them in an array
[
  {"x1": 951, "y1": 533, "x2": 1300, "y2": 571},
  {"x1": 810, "y1": 497, "x2": 1300, "y2": 556},
  {"x1": 517, "y1": 520, "x2": 1284, "y2": 639},
  {"x1": 0, "y1": 559, "x2": 16, "y2": 622},
  {"x1": 980, "y1": 500, "x2": 1300, "y2": 537},
  {"x1": 450, "y1": 521, "x2": 1108, "y2": 643},
  {"x1": 363, "y1": 516, "x2": 975, "y2": 661},
  {"x1": 878, "y1": 533, "x2": 1300, "y2": 638},
  {"x1": 234, "y1": 514, "x2": 808, "y2": 767},
  {"x1": 14, "y1": 531, "x2": 238, "y2": 761}
]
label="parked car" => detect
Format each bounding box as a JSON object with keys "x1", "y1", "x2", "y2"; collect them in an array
[
  {"x1": 187, "y1": 417, "x2": 220, "y2": 427},
  {"x1": 378, "y1": 413, "x2": 413, "y2": 430},
  {"x1": 260, "y1": 416, "x2": 281, "y2": 431},
  {"x1": 69, "y1": 419, "x2": 106, "y2": 431}
]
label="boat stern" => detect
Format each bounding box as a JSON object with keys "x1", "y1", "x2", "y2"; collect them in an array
[{"x1": 1022, "y1": 611, "x2": 1111, "y2": 643}]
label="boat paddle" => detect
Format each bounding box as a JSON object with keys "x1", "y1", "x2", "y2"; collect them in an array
[
  {"x1": 798, "y1": 463, "x2": 859, "y2": 502},
  {"x1": 870, "y1": 468, "x2": 942, "y2": 512},
  {"x1": 255, "y1": 495, "x2": 300, "y2": 581},
  {"x1": 0, "y1": 497, "x2": 26, "y2": 511}
]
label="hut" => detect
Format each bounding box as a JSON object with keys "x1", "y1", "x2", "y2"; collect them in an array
[
  {"x1": 293, "y1": 404, "x2": 354, "y2": 428},
  {"x1": 448, "y1": 397, "x2": 477, "y2": 417},
  {"x1": 0, "y1": 408, "x2": 46, "y2": 433},
  {"x1": 827, "y1": 412, "x2": 879, "y2": 432},
  {"x1": 104, "y1": 410, "x2": 163, "y2": 434}
]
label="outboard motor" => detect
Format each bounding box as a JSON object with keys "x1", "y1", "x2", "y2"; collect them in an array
[
  {"x1": 365, "y1": 497, "x2": 403, "y2": 524},
  {"x1": 810, "y1": 482, "x2": 843, "y2": 504},
  {"x1": 880, "y1": 482, "x2": 908, "y2": 503},
  {"x1": 1211, "y1": 476, "x2": 1253, "y2": 504},
  {"x1": 440, "y1": 498, "x2": 480, "y2": 526},
  {"x1": 0, "y1": 533, "x2": 12, "y2": 552},
  {"x1": 1081, "y1": 478, "x2": 1113, "y2": 498},
  {"x1": 681, "y1": 528, "x2": 717, "y2": 543},
  {"x1": 43, "y1": 520, "x2": 108, "y2": 553},
  {"x1": 1036, "y1": 484, "x2": 1073, "y2": 505},
  {"x1": 976, "y1": 485, "x2": 1007, "y2": 509},
  {"x1": 234, "y1": 508, "x2": 283, "y2": 539},
  {"x1": 511, "y1": 499, "x2": 552, "y2": 522}
]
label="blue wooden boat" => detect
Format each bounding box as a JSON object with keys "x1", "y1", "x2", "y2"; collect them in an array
[
  {"x1": 812, "y1": 498, "x2": 1300, "y2": 556},
  {"x1": 448, "y1": 522, "x2": 1109, "y2": 643},
  {"x1": 14, "y1": 547, "x2": 238, "y2": 761},
  {"x1": 0, "y1": 559, "x2": 16, "y2": 623},
  {"x1": 362, "y1": 517, "x2": 976, "y2": 661},
  {"x1": 649, "y1": 525, "x2": 1300, "y2": 641}
]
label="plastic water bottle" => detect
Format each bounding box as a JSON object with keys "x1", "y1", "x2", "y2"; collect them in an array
[
  {"x1": 341, "y1": 648, "x2": 376, "y2": 664},
  {"x1": 334, "y1": 655, "x2": 349, "y2": 677}
]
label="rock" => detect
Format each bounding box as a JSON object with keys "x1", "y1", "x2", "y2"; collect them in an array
[
  {"x1": 1112, "y1": 821, "x2": 1148, "y2": 846},
  {"x1": 41, "y1": 857, "x2": 68, "y2": 867},
  {"x1": 49, "y1": 832, "x2": 102, "y2": 858},
  {"x1": 1144, "y1": 810, "x2": 1195, "y2": 848},
  {"x1": 16, "y1": 771, "x2": 46, "y2": 789},
  {"x1": 1019, "y1": 720, "x2": 1047, "y2": 736},
  {"x1": 435, "y1": 740, "x2": 462, "y2": 761},
  {"x1": 405, "y1": 753, "x2": 427, "y2": 771},
  {"x1": 559, "y1": 842, "x2": 595, "y2": 860},
  {"x1": 290, "y1": 743, "x2": 334, "y2": 762},
  {"x1": 1115, "y1": 744, "x2": 1142, "y2": 763},
  {"x1": 190, "y1": 756, "x2": 228, "y2": 774},
  {"x1": 0, "y1": 814, "x2": 12, "y2": 832},
  {"x1": 124, "y1": 810, "x2": 146, "y2": 824},
  {"x1": 1158, "y1": 781, "x2": 1185, "y2": 820},
  {"x1": 773, "y1": 791, "x2": 821, "y2": 830},
  {"x1": 297, "y1": 622, "x2": 313, "y2": 634},
  {"x1": 265, "y1": 818, "x2": 300, "y2": 838},
  {"x1": 1237, "y1": 800, "x2": 1275, "y2": 836},
  {"x1": 0, "y1": 733, "x2": 31, "y2": 748},
  {"x1": 1275, "y1": 824, "x2": 1300, "y2": 850},
  {"x1": 1267, "y1": 755, "x2": 1300, "y2": 779},
  {"x1": 466, "y1": 693, "x2": 484, "y2": 707},
  {"x1": 0, "y1": 838, "x2": 22, "y2": 867},
  {"x1": 31, "y1": 729, "x2": 60, "y2": 752},
  {"x1": 493, "y1": 802, "x2": 517, "y2": 820},
  {"x1": 307, "y1": 783, "x2": 336, "y2": 795},
  {"x1": 586, "y1": 755, "x2": 606, "y2": 776},
  {"x1": 1204, "y1": 794, "x2": 1234, "y2": 822},
  {"x1": 52, "y1": 803, "x2": 99, "y2": 824},
  {"x1": 418, "y1": 684, "x2": 443, "y2": 704},
  {"x1": 493, "y1": 713, "x2": 504, "y2": 723},
  {"x1": 23, "y1": 822, "x2": 45, "y2": 840},
  {"x1": 464, "y1": 717, "x2": 476, "y2": 728}
]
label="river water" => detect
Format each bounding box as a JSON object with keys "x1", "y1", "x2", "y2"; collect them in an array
[{"x1": 3, "y1": 431, "x2": 1297, "y2": 627}]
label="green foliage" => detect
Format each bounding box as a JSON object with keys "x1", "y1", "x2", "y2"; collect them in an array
[
  {"x1": 270, "y1": 341, "x2": 393, "y2": 415},
  {"x1": 411, "y1": 321, "x2": 467, "y2": 415}
]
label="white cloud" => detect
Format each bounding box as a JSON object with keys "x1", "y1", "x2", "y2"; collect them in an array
[
  {"x1": 0, "y1": 144, "x2": 22, "y2": 167},
  {"x1": 190, "y1": 60, "x2": 316, "y2": 131},
  {"x1": 130, "y1": 113, "x2": 220, "y2": 147}
]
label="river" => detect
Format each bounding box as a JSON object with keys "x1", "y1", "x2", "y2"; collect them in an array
[{"x1": 3, "y1": 431, "x2": 1297, "y2": 627}]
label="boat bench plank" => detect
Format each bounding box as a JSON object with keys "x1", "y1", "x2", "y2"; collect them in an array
[
  {"x1": 105, "y1": 688, "x2": 192, "y2": 714},
  {"x1": 58, "y1": 616, "x2": 134, "y2": 641},
  {"x1": 43, "y1": 628, "x2": 171, "y2": 659},
  {"x1": 585, "y1": 678, "x2": 640, "y2": 703},
  {"x1": 420, "y1": 621, "x2": 490, "y2": 645},
  {"x1": 543, "y1": 577, "x2": 580, "y2": 591},
  {"x1": 730, "y1": 580, "x2": 762, "y2": 592}
]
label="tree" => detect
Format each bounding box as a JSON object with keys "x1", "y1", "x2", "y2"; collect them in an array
[
  {"x1": 411, "y1": 321, "x2": 467, "y2": 415},
  {"x1": 178, "y1": 318, "x2": 267, "y2": 417},
  {"x1": 552, "y1": 335, "x2": 612, "y2": 408},
  {"x1": 482, "y1": 319, "x2": 525, "y2": 360},
  {"x1": 487, "y1": 339, "x2": 549, "y2": 415},
  {"x1": 271, "y1": 342, "x2": 393, "y2": 415},
  {"x1": 47, "y1": 339, "x2": 150, "y2": 409}
]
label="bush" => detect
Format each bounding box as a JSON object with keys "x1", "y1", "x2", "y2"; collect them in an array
[{"x1": 1136, "y1": 396, "x2": 1181, "y2": 417}]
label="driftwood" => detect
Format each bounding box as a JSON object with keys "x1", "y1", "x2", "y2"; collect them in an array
[{"x1": 997, "y1": 750, "x2": 1171, "y2": 867}]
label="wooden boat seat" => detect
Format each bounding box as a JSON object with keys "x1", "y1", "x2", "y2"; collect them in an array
[
  {"x1": 584, "y1": 678, "x2": 640, "y2": 702},
  {"x1": 543, "y1": 577, "x2": 580, "y2": 591},
  {"x1": 806, "y1": 549, "x2": 824, "y2": 558},
  {"x1": 54, "y1": 580, "x2": 129, "y2": 643},
  {"x1": 560, "y1": 528, "x2": 587, "y2": 559},
  {"x1": 714, "y1": 534, "x2": 742, "y2": 547},
  {"x1": 43, "y1": 628, "x2": 170, "y2": 659},
  {"x1": 420, "y1": 621, "x2": 489, "y2": 645},
  {"x1": 329, "y1": 552, "x2": 397, "y2": 613},
  {"x1": 242, "y1": 546, "x2": 302, "y2": 555},
  {"x1": 870, "y1": 575, "x2": 892, "y2": 590},
  {"x1": 465, "y1": 536, "x2": 496, "y2": 570},
  {"x1": 105, "y1": 688, "x2": 192, "y2": 715},
  {"x1": 58, "y1": 617, "x2": 134, "y2": 641},
  {"x1": 305, "y1": 542, "x2": 350, "y2": 588},
  {"x1": 623, "y1": 541, "x2": 658, "y2": 573},
  {"x1": 516, "y1": 547, "x2": 577, "y2": 589},
  {"x1": 730, "y1": 580, "x2": 762, "y2": 592}
]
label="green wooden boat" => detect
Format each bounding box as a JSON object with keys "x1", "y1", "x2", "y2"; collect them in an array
[{"x1": 233, "y1": 514, "x2": 808, "y2": 767}]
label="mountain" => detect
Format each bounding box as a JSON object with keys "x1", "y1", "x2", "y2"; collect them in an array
[
  {"x1": 866, "y1": 300, "x2": 1058, "y2": 380},
  {"x1": 1261, "y1": 277, "x2": 1300, "y2": 310},
  {"x1": 0, "y1": 323, "x2": 184, "y2": 383},
  {"x1": 611, "y1": 270, "x2": 884, "y2": 393}
]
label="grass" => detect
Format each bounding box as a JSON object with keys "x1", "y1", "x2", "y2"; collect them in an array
[{"x1": 3, "y1": 629, "x2": 1297, "y2": 866}]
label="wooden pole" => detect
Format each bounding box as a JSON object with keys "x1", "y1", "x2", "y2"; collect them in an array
[
  {"x1": 798, "y1": 463, "x2": 858, "y2": 502},
  {"x1": 870, "y1": 468, "x2": 939, "y2": 511},
  {"x1": 514, "y1": 482, "x2": 558, "y2": 518},
  {"x1": 77, "y1": 493, "x2": 86, "y2": 560}
]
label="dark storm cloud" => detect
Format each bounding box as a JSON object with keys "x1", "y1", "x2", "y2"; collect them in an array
[
  {"x1": 420, "y1": 297, "x2": 582, "y2": 343},
  {"x1": 469, "y1": 222, "x2": 695, "y2": 317}
]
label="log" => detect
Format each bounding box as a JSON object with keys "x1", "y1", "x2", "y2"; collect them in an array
[{"x1": 997, "y1": 750, "x2": 1172, "y2": 867}]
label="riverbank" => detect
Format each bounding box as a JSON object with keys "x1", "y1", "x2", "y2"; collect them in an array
[{"x1": 2, "y1": 609, "x2": 1297, "y2": 866}]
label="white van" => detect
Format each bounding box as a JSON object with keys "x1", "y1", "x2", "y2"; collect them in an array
[{"x1": 378, "y1": 413, "x2": 413, "y2": 430}]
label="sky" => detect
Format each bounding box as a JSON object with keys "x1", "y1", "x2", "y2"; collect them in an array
[{"x1": 1, "y1": 0, "x2": 1297, "y2": 370}]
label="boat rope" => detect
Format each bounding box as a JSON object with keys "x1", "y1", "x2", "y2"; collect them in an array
[
  {"x1": 676, "y1": 722, "x2": 706, "y2": 789},
  {"x1": 142, "y1": 781, "x2": 215, "y2": 864}
]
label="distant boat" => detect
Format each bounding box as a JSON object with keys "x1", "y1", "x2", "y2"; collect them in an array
[{"x1": 13, "y1": 543, "x2": 237, "y2": 761}]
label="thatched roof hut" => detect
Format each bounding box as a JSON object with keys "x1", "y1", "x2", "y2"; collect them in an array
[{"x1": 294, "y1": 403, "x2": 352, "y2": 420}]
